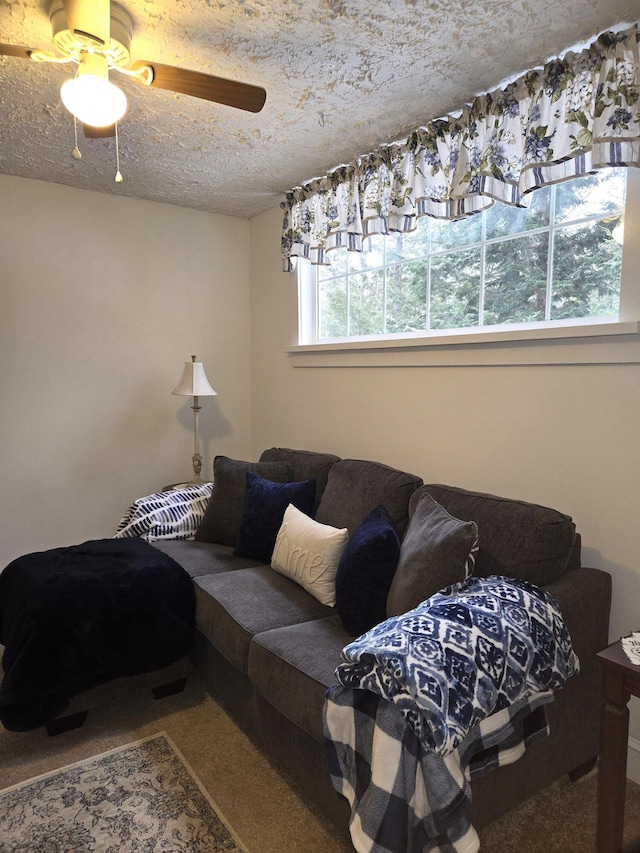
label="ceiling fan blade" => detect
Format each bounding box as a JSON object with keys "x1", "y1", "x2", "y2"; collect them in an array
[
  {"x1": 62, "y1": 0, "x2": 110, "y2": 47},
  {"x1": 83, "y1": 123, "x2": 116, "y2": 138},
  {"x1": 0, "y1": 43, "x2": 36, "y2": 59},
  {"x1": 131, "y1": 60, "x2": 267, "y2": 113}
]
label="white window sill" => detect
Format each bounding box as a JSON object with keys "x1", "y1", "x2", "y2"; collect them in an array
[{"x1": 287, "y1": 320, "x2": 640, "y2": 367}]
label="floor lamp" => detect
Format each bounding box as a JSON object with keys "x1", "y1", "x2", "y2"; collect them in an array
[{"x1": 172, "y1": 355, "x2": 217, "y2": 484}]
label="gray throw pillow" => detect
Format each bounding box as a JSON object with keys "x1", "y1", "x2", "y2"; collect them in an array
[
  {"x1": 195, "y1": 456, "x2": 291, "y2": 546},
  {"x1": 386, "y1": 493, "x2": 478, "y2": 617}
]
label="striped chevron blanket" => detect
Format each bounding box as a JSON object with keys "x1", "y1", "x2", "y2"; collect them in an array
[{"x1": 114, "y1": 482, "x2": 213, "y2": 541}]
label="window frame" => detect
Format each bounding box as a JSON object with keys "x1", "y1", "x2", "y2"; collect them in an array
[{"x1": 294, "y1": 169, "x2": 640, "y2": 356}]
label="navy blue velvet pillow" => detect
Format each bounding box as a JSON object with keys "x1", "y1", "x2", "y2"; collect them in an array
[
  {"x1": 233, "y1": 472, "x2": 316, "y2": 562},
  {"x1": 335, "y1": 504, "x2": 401, "y2": 636}
]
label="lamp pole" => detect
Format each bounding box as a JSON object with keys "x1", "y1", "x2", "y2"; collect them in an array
[{"x1": 191, "y1": 392, "x2": 203, "y2": 482}]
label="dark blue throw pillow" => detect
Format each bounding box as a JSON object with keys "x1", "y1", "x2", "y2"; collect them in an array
[
  {"x1": 233, "y1": 472, "x2": 316, "y2": 562},
  {"x1": 335, "y1": 505, "x2": 401, "y2": 636}
]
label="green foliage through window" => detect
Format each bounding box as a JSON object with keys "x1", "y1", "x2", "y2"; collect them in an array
[{"x1": 312, "y1": 170, "x2": 626, "y2": 341}]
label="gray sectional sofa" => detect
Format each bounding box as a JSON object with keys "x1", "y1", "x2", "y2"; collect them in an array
[{"x1": 152, "y1": 447, "x2": 612, "y2": 836}]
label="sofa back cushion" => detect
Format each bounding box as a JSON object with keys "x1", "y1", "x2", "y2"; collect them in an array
[
  {"x1": 315, "y1": 459, "x2": 423, "y2": 538},
  {"x1": 259, "y1": 448, "x2": 341, "y2": 513},
  {"x1": 195, "y1": 456, "x2": 291, "y2": 546},
  {"x1": 417, "y1": 484, "x2": 579, "y2": 586}
]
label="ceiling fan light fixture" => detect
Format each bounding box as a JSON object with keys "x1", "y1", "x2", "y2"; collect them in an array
[{"x1": 61, "y1": 52, "x2": 127, "y2": 127}]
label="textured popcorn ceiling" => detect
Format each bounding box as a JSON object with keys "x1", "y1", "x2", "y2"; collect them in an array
[{"x1": 0, "y1": 0, "x2": 638, "y2": 218}]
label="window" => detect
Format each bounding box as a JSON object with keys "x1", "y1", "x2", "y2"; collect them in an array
[{"x1": 299, "y1": 169, "x2": 630, "y2": 345}]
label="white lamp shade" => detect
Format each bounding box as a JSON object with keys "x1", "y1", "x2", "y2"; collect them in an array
[{"x1": 172, "y1": 358, "x2": 217, "y2": 397}]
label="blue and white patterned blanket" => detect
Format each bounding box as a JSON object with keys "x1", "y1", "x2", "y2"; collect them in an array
[
  {"x1": 333, "y1": 575, "x2": 579, "y2": 755},
  {"x1": 324, "y1": 576, "x2": 580, "y2": 851}
]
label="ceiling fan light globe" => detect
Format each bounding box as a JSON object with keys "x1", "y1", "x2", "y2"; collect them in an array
[{"x1": 60, "y1": 75, "x2": 127, "y2": 127}]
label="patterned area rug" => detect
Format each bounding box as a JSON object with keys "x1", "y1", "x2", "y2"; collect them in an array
[{"x1": 0, "y1": 732, "x2": 247, "y2": 852}]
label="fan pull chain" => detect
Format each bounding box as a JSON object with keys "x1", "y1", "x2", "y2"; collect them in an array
[
  {"x1": 72, "y1": 117, "x2": 82, "y2": 160},
  {"x1": 115, "y1": 123, "x2": 123, "y2": 183}
]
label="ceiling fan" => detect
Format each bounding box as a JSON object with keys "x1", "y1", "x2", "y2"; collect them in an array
[{"x1": 0, "y1": 0, "x2": 267, "y2": 139}]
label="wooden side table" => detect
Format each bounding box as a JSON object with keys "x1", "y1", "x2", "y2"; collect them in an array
[{"x1": 596, "y1": 638, "x2": 640, "y2": 853}]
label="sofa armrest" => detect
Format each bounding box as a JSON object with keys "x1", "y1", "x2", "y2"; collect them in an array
[
  {"x1": 545, "y1": 566, "x2": 612, "y2": 667},
  {"x1": 541, "y1": 566, "x2": 611, "y2": 775},
  {"x1": 544, "y1": 565, "x2": 612, "y2": 751},
  {"x1": 469, "y1": 566, "x2": 612, "y2": 828}
]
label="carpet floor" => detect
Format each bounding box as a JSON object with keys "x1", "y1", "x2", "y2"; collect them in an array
[{"x1": 1, "y1": 666, "x2": 639, "y2": 852}]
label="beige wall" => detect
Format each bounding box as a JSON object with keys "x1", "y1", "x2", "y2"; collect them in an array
[
  {"x1": 250, "y1": 204, "x2": 640, "y2": 765},
  {"x1": 0, "y1": 174, "x2": 253, "y2": 567}
]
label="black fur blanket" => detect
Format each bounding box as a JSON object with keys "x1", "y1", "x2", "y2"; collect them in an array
[{"x1": 0, "y1": 538, "x2": 195, "y2": 731}]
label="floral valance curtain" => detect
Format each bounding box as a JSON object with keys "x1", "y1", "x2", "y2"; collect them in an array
[{"x1": 281, "y1": 24, "x2": 639, "y2": 272}]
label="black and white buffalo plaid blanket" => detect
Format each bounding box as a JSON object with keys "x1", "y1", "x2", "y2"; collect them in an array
[
  {"x1": 323, "y1": 575, "x2": 579, "y2": 853},
  {"x1": 324, "y1": 687, "x2": 552, "y2": 853}
]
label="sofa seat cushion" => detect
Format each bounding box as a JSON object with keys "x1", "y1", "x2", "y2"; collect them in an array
[
  {"x1": 420, "y1": 485, "x2": 578, "y2": 586},
  {"x1": 194, "y1": 567, "x2": 333, "y2": 673},
  {"x1": 259, "y1": 448, "x2": 341, "y2": 513},
  {"x1": 249, "y1": 615, "x2": 350, "y2": 743},
  {"x1": 315, "y1": 459, "x2": 423, "y2": 538},
  {"x1": 151, "y1": 540, "x2": 265, "y2": 578}
]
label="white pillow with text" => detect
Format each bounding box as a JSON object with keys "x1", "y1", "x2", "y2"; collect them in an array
[{"x1": 271, "y1": 503, "x2": 348, "y2": 606}]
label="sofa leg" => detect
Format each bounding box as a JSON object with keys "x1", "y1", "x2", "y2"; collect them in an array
[
  {"x1": 152, "y1": 677, "x2": 187, "y2": 700},
  {"x1": 46, "y1": 709, "x2": 89, "y2": 736},
  {"x1": 568, "y1": 756, "x2": 598, "y2": 782}
]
